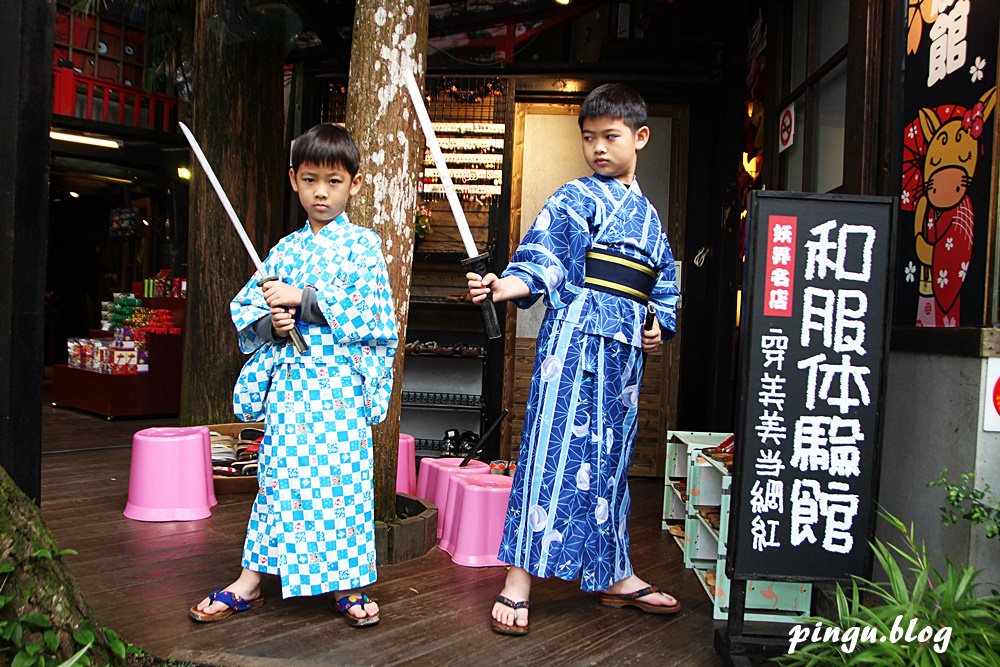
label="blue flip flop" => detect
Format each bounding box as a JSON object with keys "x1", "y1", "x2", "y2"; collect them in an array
[
  {"x1": 336, "y1": 592, "x2": 380, "y2": 627},
  {"x1": 189, "y1": 589, "x2": 264, "y2": 622}
]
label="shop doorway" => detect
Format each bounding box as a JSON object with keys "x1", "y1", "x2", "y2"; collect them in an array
[{"x1": 503, "y1": 102, "x2": 688, "y2": 476}]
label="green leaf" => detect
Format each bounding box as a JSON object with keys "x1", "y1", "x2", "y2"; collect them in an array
[
  {"x1": 12, "y1": 649, "x2": 38, "y2": 667},
  {"x1": 25, "y1": 642, "x2": 41, "y2": 655},
  {"x1": 43, "y1": 630, "x2": 59, "y2": 652},
  {"x1": 57, "y1": 549, "x2": 77, "y2": 557},
  {"x1": 0, "y1": 562, "x2": 14, "y2": 574},
  {"x1": 32, "y1": 549, "x2": 52, "y2": 560},
  {"x1": 56, "y1": 643, "x2": 92, "y2": 667},
  {"x1": 107, "y1": 637, "x2": 125, "y2": 659},
  {"x1": 71, "y1": 629, "x2": 94, "y2": 647},
  {"x1": 19, "y1": 613, "x2": 51, "y2": 629}
]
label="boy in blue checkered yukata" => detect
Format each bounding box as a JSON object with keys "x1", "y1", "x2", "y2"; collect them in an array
[
  {"x1": 190, "y1": 124, "x2": 397, "y2": 628},
  {"x1": 467, "y1": 84, "x2": 681, "y2": 635}
]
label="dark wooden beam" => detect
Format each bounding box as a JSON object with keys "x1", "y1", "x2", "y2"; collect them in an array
[
  {"x1": 429, "y1": 0, "x2": 603, "y2": 36},
  {"x1": 0, "y1": 0, "x2": 55, "y2": 501}
]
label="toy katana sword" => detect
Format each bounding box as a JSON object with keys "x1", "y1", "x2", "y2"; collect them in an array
[
  {"x1": 178, "y1": 122, "x2": 309, "y2": 354},
  {"x1": 403, "y1": 69, "x2": 501, "y2": 339}
]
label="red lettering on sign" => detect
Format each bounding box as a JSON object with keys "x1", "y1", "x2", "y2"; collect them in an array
[{"x1": 763, "y1": 215, "x2": 797, "y2": 317}]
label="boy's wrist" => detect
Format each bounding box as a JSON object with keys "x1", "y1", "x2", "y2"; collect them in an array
[{"x1": 495, "y1": 275, "x2": 530, "y2": 301}]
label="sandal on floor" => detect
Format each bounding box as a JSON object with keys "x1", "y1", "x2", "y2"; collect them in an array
[
  {"x1": 599, "y1": 584, "x2": 681, "y2": 615},
  {"x1": 491, "y1": 595, "x2": 531, "y2": 636},
  {"x1": 336, "y1": 593, "x2": 380, "y2": 627},
  {"x1": 189, "y1": 589, "x2": 264, "y2": 622}
]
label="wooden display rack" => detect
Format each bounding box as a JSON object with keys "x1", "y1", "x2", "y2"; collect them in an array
[
  {"x1": 663, "y1": 431, "x2": 812, "y2": 623},
  {"x1": 51, "y1": 333, "x2": 182, "y2": 418}
]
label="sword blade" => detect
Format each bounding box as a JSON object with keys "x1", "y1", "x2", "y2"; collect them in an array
[
  {"x1": 178, "y1": 122, "x2": 266, "y2": 274},
  {"x1": 403, "y1": 69, "x2": 480, "y2": 259}
]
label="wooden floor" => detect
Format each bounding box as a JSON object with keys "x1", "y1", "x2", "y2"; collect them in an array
[{"x1": 39, "y1": 407, "x2": 725, "y2": 666}]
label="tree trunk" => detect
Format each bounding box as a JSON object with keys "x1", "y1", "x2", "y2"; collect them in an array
[
  {"x1": 180, "y1": 0, "x2": 285, "y2": 426},
  {"x1": 0, "y1": 0, "x2": 52, "y2": 502},
  {"x1": 0, "y1": 466, "x2": 122, "y2": 666},
  {"x1": 346, "y1": 0, "x2": 428, "y2": 521}
]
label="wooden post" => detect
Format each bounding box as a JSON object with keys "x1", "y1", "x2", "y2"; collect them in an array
[
  {"x1": 0, "y1": 0, "x2": 55, "y2": 501},
  {"x1": 346, "y1": 0, "x2": 428, "y2": 521},
  {"x1": 180, "y1": 0, "x2": 285, "y2": 425}
]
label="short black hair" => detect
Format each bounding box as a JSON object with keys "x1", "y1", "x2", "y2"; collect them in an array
[
  {"x1": 578, "y1": 83, "x2": 648, "y2": 133},
  {"x1": 291, "y1": 123, "x2": 361, "y2": 176}
]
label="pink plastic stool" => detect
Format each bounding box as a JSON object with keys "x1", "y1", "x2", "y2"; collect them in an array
[
  {"x1": 396, "y1": 433, "x2": 417, "y2": 495},
  {"x1": 415, "y1": 457, "x2": 490, "y2": 537},
  {"x1": 124, "y1": 426, "x2": 216, "y2": 522},
  {"x1": 438, "y1": 471, "x2": 480, "y2": 552},
  {"x1": 440, "y1": 473, "x2": 513, "y2": 567}
]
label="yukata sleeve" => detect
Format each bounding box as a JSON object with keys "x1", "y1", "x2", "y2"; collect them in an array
[
  {"x1": 501, "y1": 186, "x2": 588, "y2": 310},
  {"x1": 313, "y1": 234, "x2": 398, "y2": 425},
  {"x1": 650, "y1": 233, "x2": 680, "y2": 341},
  {"x1": 230, "y1": 240, "x2": 288, "y2": 354}
]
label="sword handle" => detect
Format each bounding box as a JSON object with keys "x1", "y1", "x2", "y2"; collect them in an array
[
  {"x1": 288, "y1": 326, "x2": 309, "y2": 355},
  {"x1": 461, "y1": 253, "x2": 501, "y2": 340},
  {"x1": 642, "y1": 303, "x2": 655, "y2": 367},
  {"x1": 258, "y1": 276, "x2": 310, "y2": 354}
]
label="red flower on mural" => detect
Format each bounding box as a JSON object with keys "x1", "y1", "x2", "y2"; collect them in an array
[{"x1": 962, "y1": 102, "x2": 986, "y2": 139}]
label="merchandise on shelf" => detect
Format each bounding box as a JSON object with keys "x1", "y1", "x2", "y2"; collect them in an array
[
  {"x1": 140, "y1": 277, "x2": 188, "y2": 299},
  {"x1": 66, "y1": 292, "x2": 183, "y2": 375}
]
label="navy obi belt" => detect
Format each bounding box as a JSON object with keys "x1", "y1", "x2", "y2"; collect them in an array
[{"x1": 584, "y1": 249, "x2": 656, "y2": 304}]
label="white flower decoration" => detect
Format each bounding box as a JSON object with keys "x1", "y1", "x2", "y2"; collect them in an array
[
  {"x1": 576, "y1": 463, "x2": 591, "y2": 491},
  {"x1": 943, "y1": 315, "x2": 957, "y2": 327},
  {"x1": 901, "y1": 190, "x2": 910, "y2": 205},
  {"x1": 544, "y1": 264, "x2": 563, "y2": 289},
  {"x1": 528, "y1": 504, "x2": 548, "y2": 532},
  {"x1": 595, "y1": 497, "x2": 609, "y2": 525},
  {"x1": 534, "y1": 208, "x2": 552, "y2": 231},
  {"x1": 959, "y1": 261, "x2": 969, "y2": 280},
  {"x1": 540, "y1": 355, "x2": 563, "y2": 382},
  {"x1": 541, "y1": 529, "x2": 563, "y2": 553},
  {"x1": 937, "y1": 269, "x2": 949, "y2": 288},
  {"x1": 945, "y1": 237, "x2": 954, "y2": 250},
  {"x1": 908, "y1": 124, "x2": 918, "y2": 139},
  {"x1": 904, "y1": 261, "x2": 917, "y2": 283},
  {"x1": 970, "y1": 56, "x2": 986, "y2": 83},
  {"x1": 621, "y1": 384, "x2": 640, "y2": 408}
]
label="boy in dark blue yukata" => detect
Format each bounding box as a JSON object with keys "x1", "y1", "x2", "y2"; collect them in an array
[{"x1": 468, "y1": 84, "x2": 681, "y2": 635}]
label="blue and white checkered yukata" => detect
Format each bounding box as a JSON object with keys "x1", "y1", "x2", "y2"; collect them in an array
[
  {"x1": 230, "y1": 213, "x2": 397, "y2": 598},
  {"x1": 498, "y1": 174, "x2": 679, "y2": 592}
]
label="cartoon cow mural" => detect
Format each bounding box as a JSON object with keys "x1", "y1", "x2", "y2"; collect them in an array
[{"x1": 904, "y1": 86, "x2": 996, "y2": 327}]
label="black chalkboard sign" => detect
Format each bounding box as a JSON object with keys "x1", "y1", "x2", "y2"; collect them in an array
[{"x1": 727, "y1": 191, "x2": 896, "y2": 582}]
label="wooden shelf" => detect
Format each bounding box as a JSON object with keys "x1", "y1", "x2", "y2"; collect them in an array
[
  {"x1": 664, "y1": 431, "x2": 812, "y2": 623},
  {"x1": 51, "y1": 333, "x2": 182, "y2": 417},
  {"x1": 401, "y1": 391, "x2": 484, "y2": 410}
]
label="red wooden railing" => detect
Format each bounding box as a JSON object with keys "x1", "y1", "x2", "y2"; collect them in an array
[{"x1": 53, "y1": 66, "x2": 177, "y2": 133}]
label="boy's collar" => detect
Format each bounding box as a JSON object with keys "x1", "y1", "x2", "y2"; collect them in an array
[
  {"x1": 302, "y1": 212, "x2": 349, "y2": 235},
  {"x1": 591, "y1": 173, "x2": 642, "y2": 195}
]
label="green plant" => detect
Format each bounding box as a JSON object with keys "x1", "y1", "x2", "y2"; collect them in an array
[
  {"x1": 0, "y1": 550, "x2": 141, "y2": 667},
  {"x1": 414, "y1": 205, "x2": 433, "y2": 241},
  {"x1": 930, "y1": 468, "x2": 1000, "y2": 539},
  {"x1": 776, "y1": 512, "x2": 1000, "y2": 665}
]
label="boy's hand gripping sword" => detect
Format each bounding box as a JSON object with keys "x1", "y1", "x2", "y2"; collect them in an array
[
  {"x1": 403, "y1": 69, "x2": 501, "y2": 339},
  {"x1": 178, "y1": 122, "x2": 309, "y2": 354}
]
